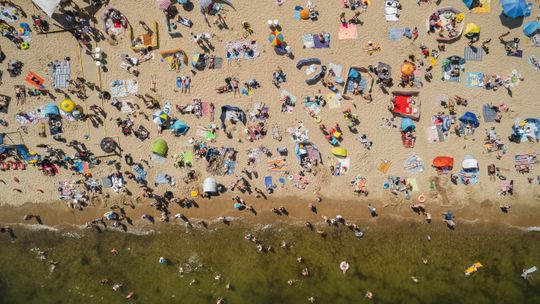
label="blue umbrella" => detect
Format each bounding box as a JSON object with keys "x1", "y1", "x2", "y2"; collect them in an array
[
  {"x1": 463, "y1": 0, "x2": 475, "y2": 9},
  {"x1": 171, "y1": 119, "x2": 190, "y2": 135},
  {"x1": 43, "y1": 103, "x2": 60, "y2": 117},
  {"x1": 523, "y1": 20, "x2": 539, "y2": 37},
  {"x1": 459, "y1": 112, "x2": 480, "y2": 128},
  {"x1": 500, "y1": 0, "x2": 530, "y2": 19}
]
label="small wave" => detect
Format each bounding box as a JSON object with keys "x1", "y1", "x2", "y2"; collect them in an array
[
  {"x1": 526, "y1": 226, "x2": 540, "y2": 232},
  {"x1": 12, "y1": 223, "x2": 59, "y2": 232}
]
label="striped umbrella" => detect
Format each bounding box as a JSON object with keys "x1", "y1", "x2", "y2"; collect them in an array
[{"x1": 268, "y1": 31, "x2": 284, "y2": 46}]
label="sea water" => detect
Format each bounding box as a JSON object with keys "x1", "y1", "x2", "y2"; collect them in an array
[{"x1": 0, "y1": 221, "x2": 539, "y2": 304}]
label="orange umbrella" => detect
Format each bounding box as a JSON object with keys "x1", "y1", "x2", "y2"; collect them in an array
[
  {"x1": 401, "y1": 62, "x2": 415, "y2": 76},
  {"x1": 300, "y1": 9, "x2": 310, "y2": 20}
]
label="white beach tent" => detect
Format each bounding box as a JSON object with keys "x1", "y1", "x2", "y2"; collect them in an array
[
  {"x1": 32, "y1": 0, "x2": 61, "y2": 17},
  {"x1": 203, "y1": 177, "x2": 217, "y2": 194}
]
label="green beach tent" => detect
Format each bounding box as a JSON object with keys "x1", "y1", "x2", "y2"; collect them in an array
[{"x1": 152, "y1": 138, "x2": 169, "y2": 157}]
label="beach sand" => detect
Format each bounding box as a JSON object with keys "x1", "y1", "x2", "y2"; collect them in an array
[{"x1": 0, "y1": 0, "x2": 538, "y2": 226}]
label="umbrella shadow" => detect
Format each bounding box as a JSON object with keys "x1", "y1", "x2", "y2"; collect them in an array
[{"x1": 499, "y1": 13, "x2": 524, "y2": 29}]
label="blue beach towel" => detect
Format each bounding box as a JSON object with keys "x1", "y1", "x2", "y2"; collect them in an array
[{"x1": 466, "y1": 72, "x2": 484, "y2": 88}]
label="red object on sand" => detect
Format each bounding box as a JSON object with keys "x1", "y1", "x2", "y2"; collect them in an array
[
  {"x1": 393, "y1": 95, "x2": 412, "y2": 115},
  {"x1": 25, "y1": 72, "x2": 45, "y2": 90}
]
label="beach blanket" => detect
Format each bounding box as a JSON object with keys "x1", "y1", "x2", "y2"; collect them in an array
[
  {"x1": 425, "y1": 126, "x2": 439, "y2": 143},
  {"x1": 338, "y1": 24, "x2": 357, "y2": 40},
  {"x1": 327, "y1": 94, "x2": 341, "y2": 109},
  {"x1": 120, "y1": 99, "x2": 134, "y2": 114},
  {"x1": 0, "y1": 6, "x2": 18, "y2": 23},
  {"x1": 225, "y1": 39, "x2": 260, "y2": 59},
  {"x1": 378, "y1": 160, "x2": 391, "y2": 174},
  {"x1": 302, "y1": 33, "x2": 331, "y2": 48},
  {"x1": 464, "y1": 46, "x2": 484, "y2": 61},
  {"x1": 182, "y1": 151, "x2": 194, "y2": 166},
  {"x1": 334, "y1": 157, "x2": 350, "y2": 176},
  {"x1": 482, "y1": 104, "x2": 498, "y2": 122},
  {"x1": 51, "y1": 60, "x2": 70, "y2": 89},
  {"x1": 466, "y1": 72, "x2": 484, "y2": 88},
  {"x1": 404, "y1": 154, "x2": 424, "y2": 174},
  {"x1": 389, "y1": 28, "x2": 405, "y2": 41},
  {"x1": 507, "y1": 50, "x2": 523, "y2": 58},
  {"x1": 328, "y1": 63, "x2": 344, "y2": 83},
  {"x1": 472, "y1": 0, "x2": 491, "y2": 13},
  {"x1": 110, "y1": 79, "x2": 138, "y2": 98},
  {"x1": 406, "y1": 178, "x2": 419, "y2": 192}
]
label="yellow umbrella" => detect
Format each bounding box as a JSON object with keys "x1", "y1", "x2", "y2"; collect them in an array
[
  {"x1": 401, "y1": 62, "x2": 415, "y2": 76},
  {"x1": 464, "y1": 23, "x2": 480, "y2": 35},
  {"x1": 60, "y1": 99, "x2": 75, "y2": 113}
]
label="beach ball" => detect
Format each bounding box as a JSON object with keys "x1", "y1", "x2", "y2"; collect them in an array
[
  {"x1": 191, "y1": 190, "x2": 199, "y2": 197},
  {"x1": 300, "y1": 9, "x2": 310, "y2": 20},
  {"x1": 60, "y1": 99, "x2": 75, "y2": 113},
  {"x1": 20, "y1": 42, "x2": 29, "y2": 50}
]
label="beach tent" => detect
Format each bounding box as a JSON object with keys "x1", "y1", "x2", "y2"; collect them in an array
[
  {"x1": 203, "y1": 177, "x2": 217, "y2": 193},
  {"x1": 459, "y1": 112, "x2": 480, "y2": 128},
  {"x1": 152, "y1": 138, "x2": 168, "y2": 157},
  {"x1": 32, "y1": 0, "x2": 61, "y2": 18},
  {"x1": 462, "y1": 155, "x2": 479, "y2": 170},
  {"x1": 401, "y1": 118, "x2": 415, "y2": 132},
  {"x1": 523, "y1": 21, "x2": 539, "y2": 37},
  {"x1": 500, "y1": 0, "x2": 531, "y2": 18},
  {"x1": 171, "y1": 120, "x2": 190, "y2": 135},
  {"x1": 43, "y1": 103, "x2": 60, "y2": 117},
  {"x1": 220, "y1": 105, "x2": 246, "y2": 131}
]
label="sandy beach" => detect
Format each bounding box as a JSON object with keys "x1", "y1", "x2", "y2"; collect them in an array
[{"x1": 0, "y1": 0, "x2": 540, "y2": 301}]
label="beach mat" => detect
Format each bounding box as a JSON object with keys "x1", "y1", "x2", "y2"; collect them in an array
[
  {"x1": 472, "y1": 0, "x2": 491, "y2": 13},
  {"x1": 464, "y1": 46, "x2": 484, "y2": 61},
  {"x1": 313, "y1": 34, "x2": 330, "y2": 48},
  {"x1": 51, "y1": 60, "x2": 70, "y2": 89},
  {"x1": 507, "y1": 50, "x2": 523, "y2": 58},
  {"x1": 389, "y1": 28, "x2": 404, "y2": 41},
  {"x1": 338, "y1": 24, "x2": 357, "y2": 40},
  {"x1": 425, "y1": 126, "x2": 438, "y2": 143},
  {"x1": 466, "y1": 72, "x2": 484, "y2": 87},
  {"x1": 482, "y1": 104, "x2": 497, "y2": 122},
  {"x1": 327, "y1": 94, "x2": 341, "y2": 109}
]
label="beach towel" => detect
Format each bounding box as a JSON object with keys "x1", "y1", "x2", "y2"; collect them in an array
[
  {"x1": 466, "y1": 72, "x2": 484, "y2": 87},
  {"x1": 201, "y1": 101, "x2": 210, "y2": 116},
  {"x1": 302, "y1": 34, "x2": 315, "y2": 48},
  {"x1": 425, "y1": 126, "x2": 438, "y2": 143},
  {"x1": 206, "y1": 57, "x2": 223, "y2": 69},
  {"x1": 482, "y1": 104, "x2": 497, "y2": 122},
  {"x1": 264, "y1": 176, "x2": 273, "y2": 189},
  {"x1": 328, "y1": 63, "x2": 344, "y2": 83},
  {"x1": 182, "y1": 151, "x2": 193, "y2": 165},
  {"x1": 110, "y1": 79, "x2": 138, "y2": 98},
  {"x1": 507, "y1": 50, "x2": 523, "y2": 58},
  {"x1": 472, "y1": 0, "x2": 491, "y2": 13},
  {"x1": 529, "y1": 55, "x2": 540, "y2": 70},
  {"x1": 327, "y1": 94, "x2": 341, "y2": 109},
  {"x1": 378, "y1": 160, "x2": 391, "y2": 174},
  {"x1": 404, "y1": 154, "x2": 424, "y2": 174},
  {"x1": 385, "y1": 1, "x2": 399, "y2": 22},
  {"x1": 335, "y1": 158, "x2": 350, "y2": 176},
  {"x1": 225, "y1": 39, "x2": 260, "y2": 59},
  {"x1": 406, "y1": 178, "x2": 419, "y2": 192},
  {"x1": 464, "y1": 46, "x2": 484, "y2": 61},
  {"x1": 155, "y1": 173, "x2": 170, "y2": 184},
  {"x1": 51, "y1": 60, "x2": 70, "y2": 89},
  {"x1": 389, "y1": 28, "x2": 405, "y2": 41},
  {"x1": 338, "y1": 24, "x2": 357, "y2": 40},
  {"x1": 313, "y1": 33, "x2": 330, "y2": 48}
]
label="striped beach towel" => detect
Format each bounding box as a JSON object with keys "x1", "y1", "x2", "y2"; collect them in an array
[
  {"x1": 464, "y1": 46, "x2": 484, "y2": 61},
  {"x1": 51, "y1": 60, "x2": 70, "y2": 89}
]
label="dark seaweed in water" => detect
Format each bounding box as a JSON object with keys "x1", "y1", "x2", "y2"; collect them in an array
[{"x1": 0, "y1": 222, "x2": 539, "y2": 304}]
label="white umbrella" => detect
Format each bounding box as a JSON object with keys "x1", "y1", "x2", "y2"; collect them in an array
[{"x1": 32, "y1": 0, "x2": 61, "y2": 17}]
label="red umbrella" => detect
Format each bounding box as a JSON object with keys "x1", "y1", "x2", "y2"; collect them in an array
[{"x1": 155, "y1": 0, "x2": 171, "y2": 10}]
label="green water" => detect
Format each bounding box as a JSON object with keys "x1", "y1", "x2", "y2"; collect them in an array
[{"x1": 0, "y1": 222, "x2": 539, "y2": 304}]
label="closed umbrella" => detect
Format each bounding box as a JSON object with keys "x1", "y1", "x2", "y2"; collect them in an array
[
  {"x1": 268, "y1": 31, "x2": 284, "y2": 46},
  {"x1": 500, "y1": 0, "x2": 530, "y2": 19},
  {"x1": 155, "y1": 0, "x2": 171, "y2": 10}
]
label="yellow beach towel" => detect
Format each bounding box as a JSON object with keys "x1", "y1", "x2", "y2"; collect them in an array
[{"x1": 473, "y1": 0, "x2": 491, "y2": 13}]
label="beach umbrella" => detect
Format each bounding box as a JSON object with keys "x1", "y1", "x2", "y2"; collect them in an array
[
  {"x1": 32, "y1": 0, "x2": 61, "y2": 18},
  {"x1": 500, "y1": 0, "x2": 530, "y2": 19},
  {"x1": 59, "y1": 99, "x2": 75, "y2": 113},
  {"x1": 100, "y1": 137, "x2": 118, "y2": 154},
  {"x1": 152, "y1": 111, "x2": 170, "y2": 125},
  {"x1": 523, "y1": 21, "x2": 540, "y2": 37},
  {"x1": 151, "y1": 138, "x2": 168, "y2": 156},
  {"x1": 401, "y1": 62, "x2": 415, "y2": 76},
  {"x1": 464, "y1": 23, "x2": 480, "y2": 36},
  {"x1": 155, "y1": 0, "x2": 171, "y2": 10},
  {"x1": 268, "y1": 31, "x2": 284, "y2": 46},
  {"x1": 43, "y1": 103, "x2": 60, "y2": 117}
]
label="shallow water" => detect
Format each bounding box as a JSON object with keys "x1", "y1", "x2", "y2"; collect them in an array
[{"x1": 0, "y1": 221, "x2": 539, "y2": 304}]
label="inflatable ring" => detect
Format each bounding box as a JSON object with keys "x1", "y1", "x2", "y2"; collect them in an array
[
  {"x1": 498, "y1": 175, "x2": 506, "y2": 181},
  {"x1": 55, "y1": 121, "x2": 62, "y2": 127},
  {"x1": 288, "y1": 175, "x2": 293, "y2": 180},
  {"x1": 314, "y1": 116, "x2": 321, "y2": 123},
  {"x1": 17, "y1": 28, "x2": 24, "y2": 34},
  {"x1": 20, "y1": 42, "x2": 29, "y2": 50},
  {"x1": 417, "y1": 194, "x2": 426, "y2": 203}
]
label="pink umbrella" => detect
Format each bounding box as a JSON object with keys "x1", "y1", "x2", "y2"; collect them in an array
[{"x1": 155, "y1": 0, "x2": 171, "y2": 10}]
